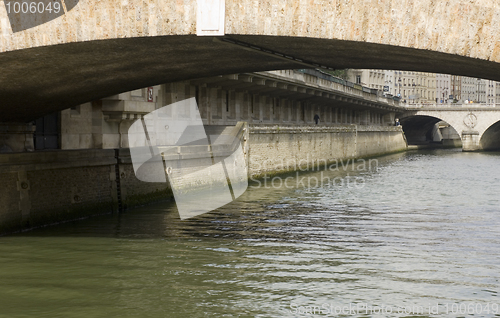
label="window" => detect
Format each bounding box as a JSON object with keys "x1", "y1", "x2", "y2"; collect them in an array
[{"x1": 356, "y1": 75, "x2": 361, "y2": 84}]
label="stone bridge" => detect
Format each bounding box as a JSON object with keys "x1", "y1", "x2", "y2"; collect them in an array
[
  {"x1": 2, "y1": 0, "x2": 500, "y2": 123},
  {"x1": 399, "y1": 107, "x2": 500, "y2": 151}
]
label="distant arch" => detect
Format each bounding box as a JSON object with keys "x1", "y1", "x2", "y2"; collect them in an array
[
  {"x1": 480, "y1": 120, "x2": 500, "y2": 150},
  {"x1": 400, "y1": 115, "x2": 461, "y2": 146}
]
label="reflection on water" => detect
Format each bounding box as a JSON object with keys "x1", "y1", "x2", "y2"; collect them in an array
[{"x1": 1, "y1": 149, "x2": 500, "y2": 317}]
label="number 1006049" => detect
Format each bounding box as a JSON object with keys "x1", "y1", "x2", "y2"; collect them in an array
[{"x1": 5, "y1": 1, "x2": 62, "y2": 14}]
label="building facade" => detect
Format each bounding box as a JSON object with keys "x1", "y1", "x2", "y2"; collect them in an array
[
  {"x1": 352, "y1": 69, "x2": 500, "y2": 105},
  {"x1": 450, "y1": 75, "x2": 462, "y2": 102},
  {"x1": 461, "y1": 77, "x2": 479, "y2": 103},
  {"x1": 346, "y1": 69, "x2": 386, "y2": 90},
  {"x1": 390, "y1": 71, "x2": 435, "y2": 105},
  {"x1": 436, "y1": 74, "x2": 451, "y2": 104}
]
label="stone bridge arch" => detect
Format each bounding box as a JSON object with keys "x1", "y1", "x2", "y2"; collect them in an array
[
  {"x1": 400, "y1": 108, "x2": 500, "y2": 151},
  {"x1": 3, "y1": 1, "x2": 500, "y2": 122},
  {"x1": 399, "y1": 114, "x2": 461, "y2": 147},
  {"x1": 480, "y1": 120, "x2": 500, "y2": 150}
]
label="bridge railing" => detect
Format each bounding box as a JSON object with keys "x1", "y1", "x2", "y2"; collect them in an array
[
  {"x1": 265, "y1": 69, "x2": 401, "y2": 107},
  {"x1": 403, "y1": 103, "x2": 498, "y2": 108}
]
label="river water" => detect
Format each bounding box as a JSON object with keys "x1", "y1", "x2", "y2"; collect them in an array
[{"x1": 1, "y1": 149, "x2": 500, "y2": 318}]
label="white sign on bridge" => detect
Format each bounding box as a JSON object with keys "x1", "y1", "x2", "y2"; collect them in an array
[{"x1": 197, "y1": 0, "x2": 225, "y2": 36}]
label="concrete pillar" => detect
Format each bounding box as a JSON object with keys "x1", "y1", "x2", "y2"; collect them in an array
[
  {"x1": 263, "y1": 96, "x2": 271, "y2": 121},
  {"x1": 257, "y1": 95, "x2": 263, "y2": 122},
  {"x1": 199, "y1": 86, "x2": 209, "y2": 124},
  {"x1": 383, "y1": 112, "x2": 396, "y2": 126},
  {"x1": 462, "y1": 130, "x2": 481, "y2": 151},
  {"x1": 360, "y1": 111, "x2": 370, "y2": 125},
  {"x1": 0, "y1": 123, "x2": 35, "y2": 153},
  {"x1": 291, "y1": 101, "x2": 297, "y2": 122},
  {"x1": 235, "y1": 91, "x2": 242, "y2": 120}
]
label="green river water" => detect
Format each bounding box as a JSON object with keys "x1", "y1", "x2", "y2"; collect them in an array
[{"x1": 1, "y1": 149, "x2": 499, "y2": 317}]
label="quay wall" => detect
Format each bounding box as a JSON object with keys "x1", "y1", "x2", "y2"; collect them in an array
[
  {"x1": 0, "y1": 125, "x2": 406, "y2": 234},
  {"x1": 0, "y1": 149, "x2": 172, "y2": 233},
  {"x1": 0, "y1": 150, "x2": 117, "y2": 232},
  {"x1": 248, "y1": 125, "x2": 407, "y2": 177}
]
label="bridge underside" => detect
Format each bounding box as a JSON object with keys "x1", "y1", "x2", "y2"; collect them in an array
[
  {"x1": 400, "y1": 115, "x2": 464, "y2": 149},
  {"x1": 4, "y1": 35, "x2": 500, "y2": 122},
  {"x1": 400, "y1": 116, "x2": 443, "y2": 144},
  {"x1": 481, "y1": 121, "x2": 500, "y2": 151}
]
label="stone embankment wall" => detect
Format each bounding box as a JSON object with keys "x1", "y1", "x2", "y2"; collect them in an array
[
  {"x1": 0, "y1": 124, "x2": 406, "y2": 234},
  {"x1": 248, "y1": 125, "x2": 407, "y2": 177},
  {"x1": 0, "y1": 150, "x2": 117, "y2": 232},
  {"x1": 0, "y1": 149, "x2": 172, "y2": 233}
]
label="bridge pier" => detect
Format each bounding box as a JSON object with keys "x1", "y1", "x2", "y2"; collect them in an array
[{"x1": 461, "y1": 131, "x2": 481, "y2": 152}]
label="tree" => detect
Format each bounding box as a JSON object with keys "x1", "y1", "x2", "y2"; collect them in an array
[{"x1": 322, "y1": 69, "x2": 348, "y2": 80}]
